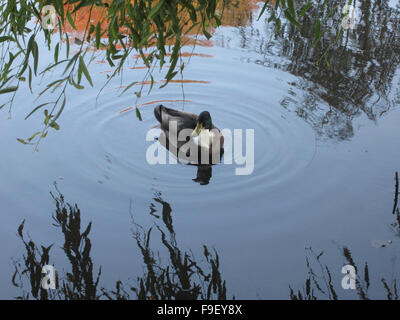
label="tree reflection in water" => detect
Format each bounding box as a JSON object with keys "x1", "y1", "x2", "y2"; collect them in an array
[
  {"x1": 12, "y1": 185, "x2": 227, "y2": 300},
  {"x1": 291, "y1": 172, "x2": 400, "y2": 300},
  {"x1": 217, "y1": 0, "x2": 400, "y2": 140},
  {"x1": 12, "y1": 171, "x2": 400, "y2": 300},
  {"x1": 290, "y1": 246, "x2": 400, "y2": 300},
  {"x1": 390, "y1": 172, "x2": 400, "y2": 235}
]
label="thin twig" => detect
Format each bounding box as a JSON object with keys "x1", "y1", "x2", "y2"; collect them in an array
[{"x1": 393, "y1": 171, "x2": 399, "y2": 215}]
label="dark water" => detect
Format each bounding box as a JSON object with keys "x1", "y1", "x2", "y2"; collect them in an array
[{"x1": 1, "y1": 1, "x2": 400, "y2": 299}]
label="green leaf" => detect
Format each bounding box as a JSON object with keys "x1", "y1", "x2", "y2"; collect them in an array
[
  {"x1": 120, "y1": 81, "x2": 138, "y2": 95},
  {"x1": 204, "y1": 29, "x2": 212, "y2": 39},
  {"x1": 66, "y1": 35, "x2": 70, "y2": 58},
  {"x1": 25, "y1": 102, "x2": 52, "y2": 120},
  {"x1": 135, "y1": 107, "x2": 142, "y2": 121},
  {"x1": 44, "y1": 109, "x2": 51, "y2": 125},
  {"x1": 95, "y1": 22, "x2": 101, "y2": 49},
  {"x1": 39, "y1": 79, "x2": 63, "y2": 97},
  {"x1": 17, "y1": 138, "x2": 28, "y2": 145},
  {"x1": 53, "y1": 95, "x2": 66, "y2": 122},
  {"x1": 70, "y1": 76, "x2": 84, "y2": 89},
  {"x1": 287, "y1": 0, "x2": 296, "y2": 19},
  {"x1": 63, "y1": 52, "x2": 80, "y2": 75},
  {"x1": 0, "y1": 36, "x2": 10, "y2": 43},
  {"x1": 67, "y1": 11, "x2": 76, "y2": 30},
  {"x1": 314, "y1": 20, "x2": 323, "y2": 47},
  {"x1": 54, "y1": 43, "x2": 59, "y2": 64},
  {"x1": 284, "y1": 10, "x2": 300, "y2": 28},
  {"x1": 257, "y1": 1, "x2": 270, "y2": 20},
  {"x1": 27, "y1": 35, "x2": 35, "y2": 56},
  {"x1": 33, "y1": 40, "x2": 39, "y2": 75},
  {"x1": 299, "y1": 2, "x2": 312, "y2": 18},
  {"x1": 27, "y1": 132, "x2": 41, "y2": 142},
  {"x1": 0, "y1": 86, "x2": 18, "y2": 94},
  {"x1": 324, "y1": 54, "x2": 331, "y2": 67},
  {"x1": 148, "y1": 75, "x2": 154, "y2": 95},
  {"x1": 28, "y1": 67, "x2": 33, "y2": 93},
  {"x1": 50, "y1": 121, "x2": 60, "y2": 130},
  {"x1": 275, "y1": 17, "x2": 281, "y2": 32},
  {"x1": 79, "y1": 56, "x2": 93, "y2": 87},
  {"x1": 149, "y1": 0, "x2": 165, "y2": 19}
]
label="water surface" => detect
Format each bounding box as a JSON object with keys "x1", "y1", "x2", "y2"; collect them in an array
[{"x1": 1, "y1": 1, "x2": 400, "y2": 299}]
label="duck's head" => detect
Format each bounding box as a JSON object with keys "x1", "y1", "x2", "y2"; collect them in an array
[{"x1": 193, "y1": 111, "x2": 212, "y2": 136}]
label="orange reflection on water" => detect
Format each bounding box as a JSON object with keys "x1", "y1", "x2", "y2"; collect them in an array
[
  {"x1": 130, "y1": 66, "x2": 150, "y2": 70},
  {"x1": 61, "y1": 3, "x2": 213, "y2": 48},
  {"x1": 114, "y1": 78, "x2": 210, "y2": 91},
  {"x1": 60, "y1": 1, "x2": 259, "y2": 48},
  {"x1": 132, "y1": 52, "x2": 214, "y2": 60},
  {"x1": 167, "y1": 80, "x2": 211, "y2": 84},
  {"x1": 179, "y1": 52, "x2": 213, "y2": 58},
  {"x1": 119, "y1": 99, "x2": 192, "y2": 114},
  {"x1": 61, "y1": 1, "x2": 258, "y2": 103},
  {"x1": 99, "y1": 65, "x2": 172, "y2": 74}
]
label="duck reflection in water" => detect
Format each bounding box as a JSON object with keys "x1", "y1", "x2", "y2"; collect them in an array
[
  {"x1": 154, "y1": 105, "x2": 224, "y2": 185},
  {"x1": 192, "y1": 165, "x2": 213, "y2": 185}
]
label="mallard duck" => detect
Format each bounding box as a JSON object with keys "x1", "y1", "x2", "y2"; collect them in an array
[{"x1": 154, "y1": 105, "x2": 224, "y2": 164}]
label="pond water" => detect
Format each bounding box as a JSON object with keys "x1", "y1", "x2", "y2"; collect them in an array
[{"x1": 1, "y1": 1, "x2": 400, "y2": 299}]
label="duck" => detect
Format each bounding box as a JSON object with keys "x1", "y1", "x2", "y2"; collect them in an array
[{"x1": 154, "y1": 105, "x2": 224, "y2": 164}]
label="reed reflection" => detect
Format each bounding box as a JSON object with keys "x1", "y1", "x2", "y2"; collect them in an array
[
  {"x1": 12, "y1": 186, "x2": 227, "y2": 300},
  {"x1": 291, "y1": 171, "x2": 400, "y2": 300}
]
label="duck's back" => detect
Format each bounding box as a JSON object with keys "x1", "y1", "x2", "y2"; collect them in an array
[{"x1": 154, "y1": 105, "x2": 198, "y2": 133}]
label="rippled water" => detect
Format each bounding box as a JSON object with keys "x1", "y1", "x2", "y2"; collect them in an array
[{"x1": 1, "y1": 1, "x2": 400, "y2": 299}]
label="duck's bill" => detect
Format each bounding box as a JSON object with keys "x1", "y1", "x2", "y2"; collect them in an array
[{"x1": 192, "y1": 123, "x2": 203, "y2": 137}]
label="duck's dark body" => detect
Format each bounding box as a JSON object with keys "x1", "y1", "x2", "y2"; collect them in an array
[
  {"x1": 154, "y1": 105, "x2": 224, "y2": 165},
  {"x1": 154, "y1": 105, "x2": 197, "y2": 138}
]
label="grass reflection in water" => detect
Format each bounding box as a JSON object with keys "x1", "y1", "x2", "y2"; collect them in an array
[
  {"x1": 12, "y1": 184, "x2": 227, "y2": 300},
  {"x1": 12, "y1": 171, "x2": 400, "y2": 300}
]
